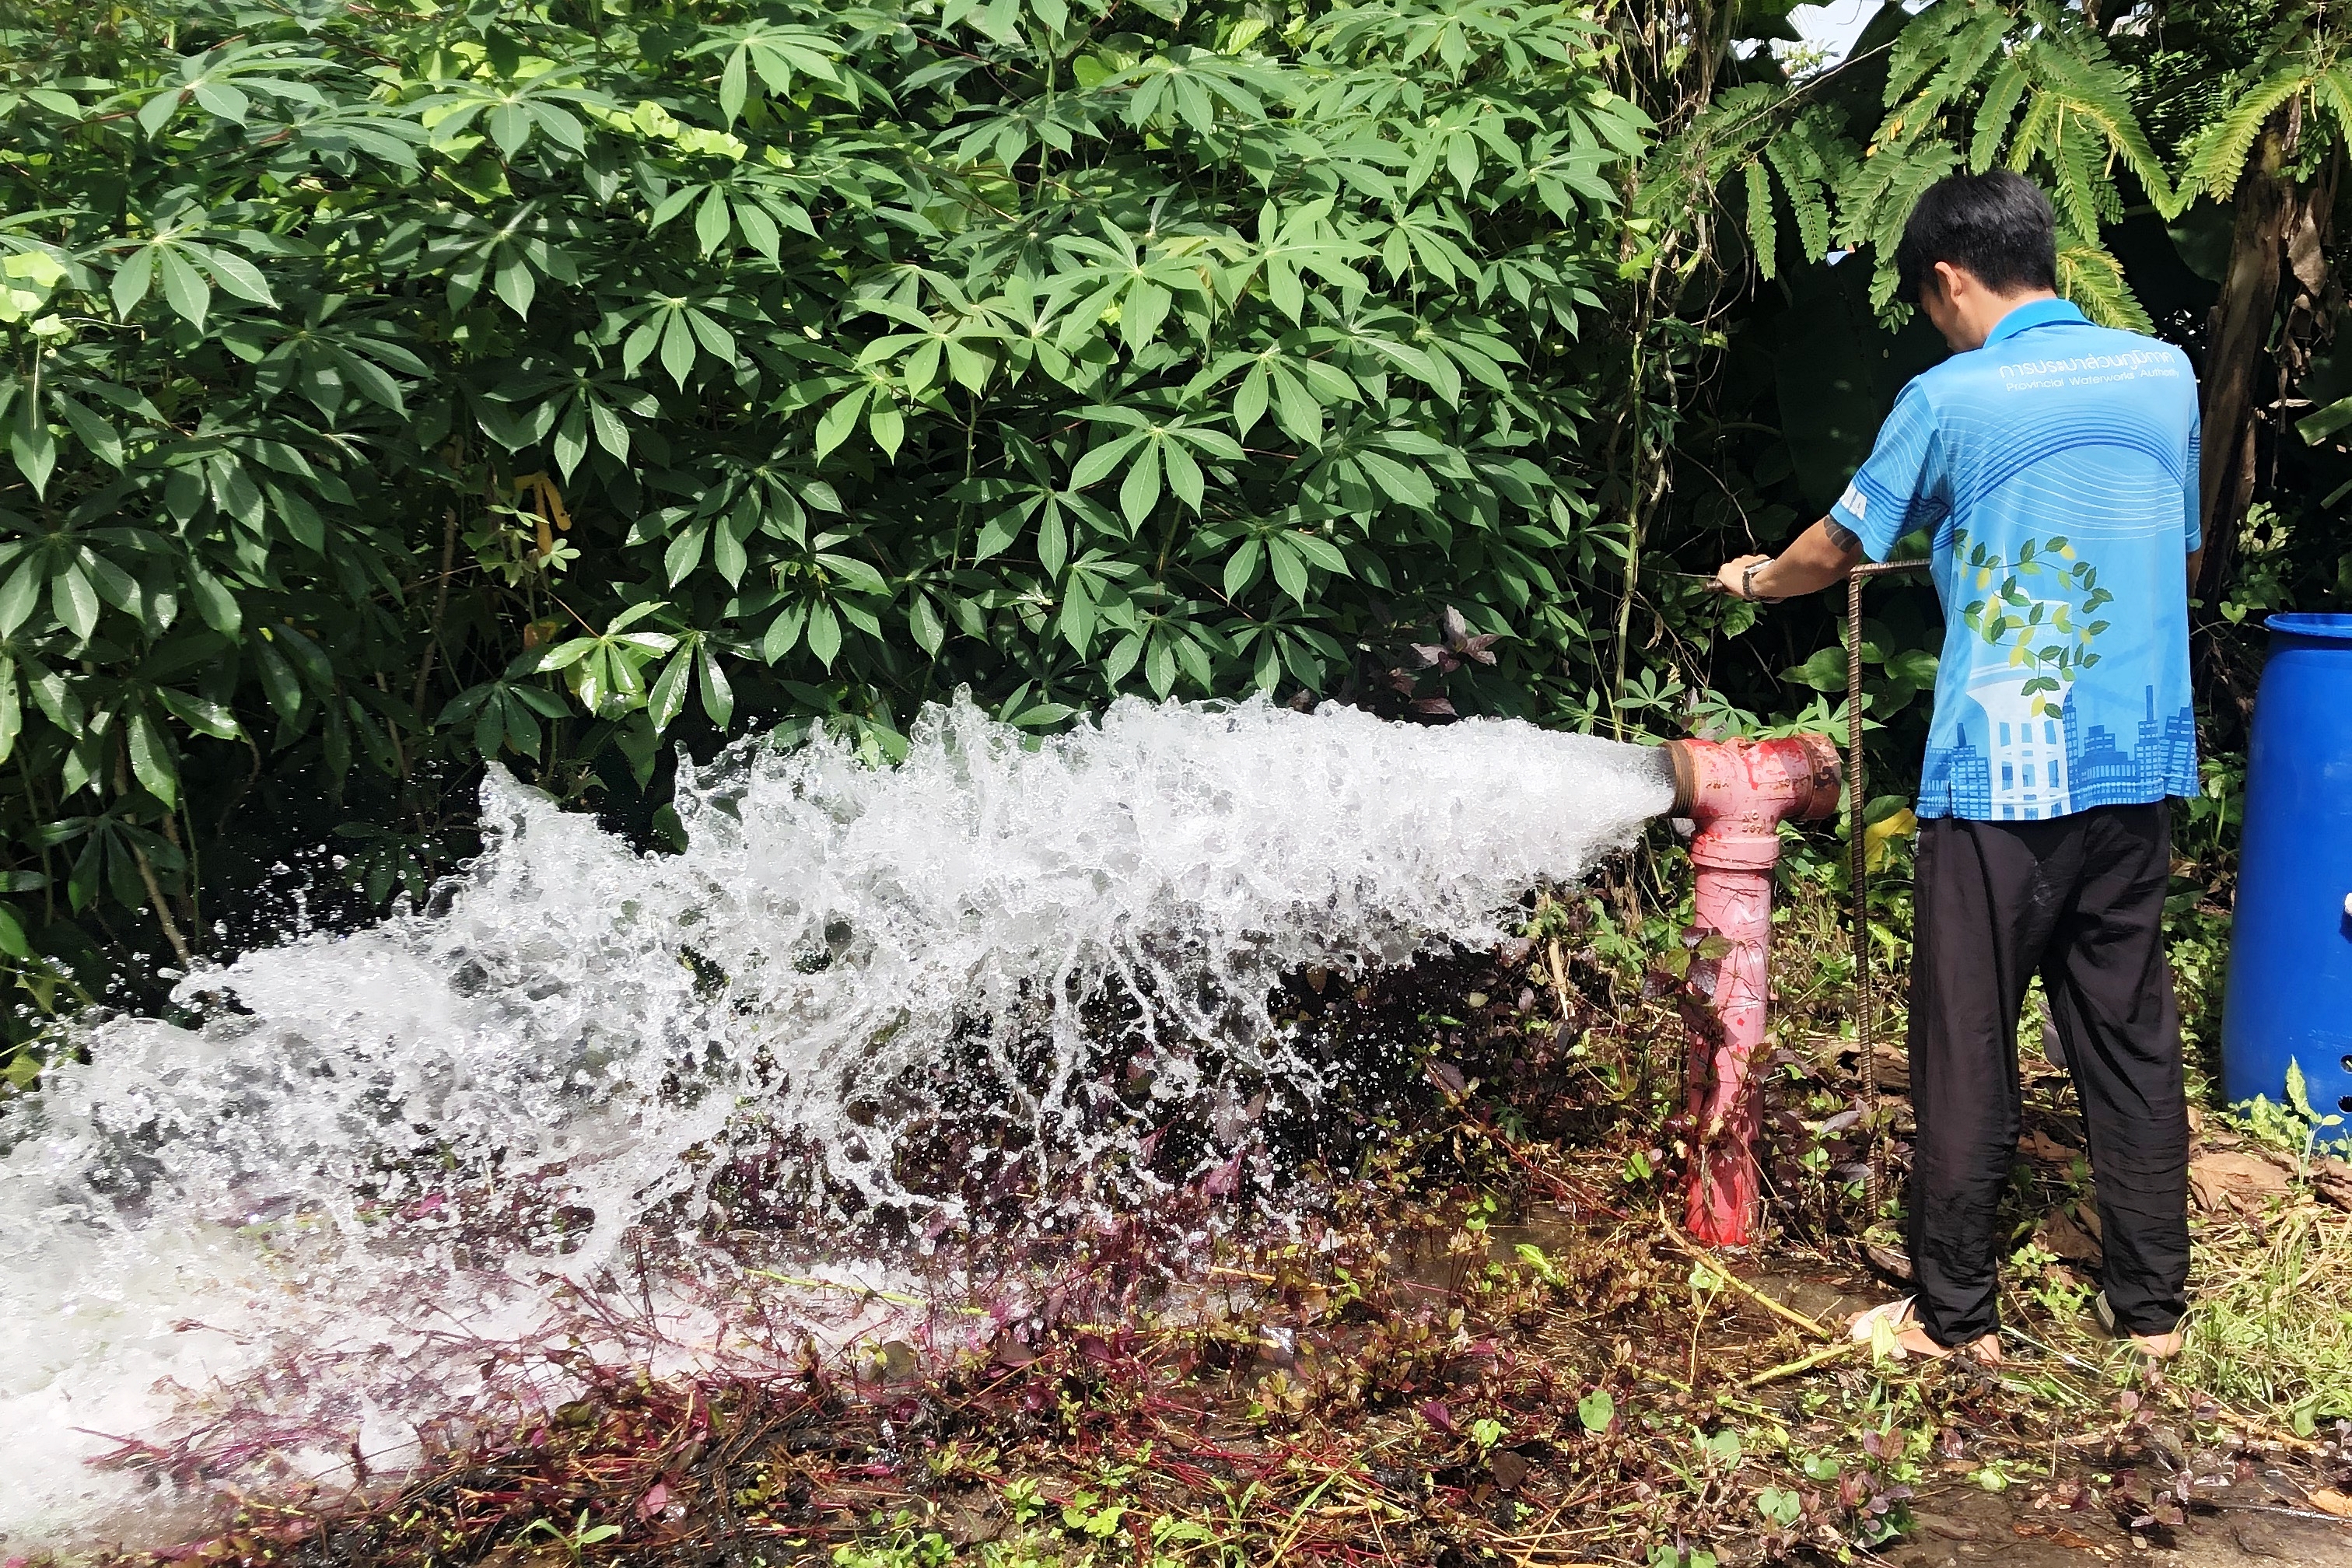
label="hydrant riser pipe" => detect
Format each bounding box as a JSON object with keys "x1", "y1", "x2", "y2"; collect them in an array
[
  {"x1": 1662, "y1": 734, "x2": 1843, "y2": 1248},
  {"x1": 1685, "y1": 856, "x2": 1773, "y2": 1243}
]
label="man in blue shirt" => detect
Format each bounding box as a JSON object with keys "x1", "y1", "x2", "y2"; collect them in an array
[{"x1": 1714, "y1": 173, "x2": 2198, "y2": 1364}]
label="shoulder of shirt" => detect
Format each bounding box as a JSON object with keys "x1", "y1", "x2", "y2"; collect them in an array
[
  {"x1": 2003, "y1": 320, "x2": 2189, "y2": 362},
  {"x1": 2059, "y1": 321, "x2": 2181, "y2": 354},
  {"x1": 1895, "y1": 355, "x2": 1975, "y2": 415},
  {"x1": 1906, "y1": 323, "x2": 2181, "y2": 381}
]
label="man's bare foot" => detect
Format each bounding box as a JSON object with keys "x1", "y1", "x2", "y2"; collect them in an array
[
  {"x1": 1846, "y1": 1297, "x2": 2004, "y2": 1364},
  {"x1": 2095, "y1": 1293, "x2": 2183, "y2": 1359}
]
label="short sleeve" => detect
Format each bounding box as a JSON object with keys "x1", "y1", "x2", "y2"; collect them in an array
[
  {"x1": 1829, "y1": 380, "x2": 1944, "y2": 562},
  {"x1": 2183, "y1": 388, "x2": 2204, "y2": 554}
]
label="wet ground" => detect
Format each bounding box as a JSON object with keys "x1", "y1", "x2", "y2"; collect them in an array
[
  {"x1": 64, "y1": 940, "x2": 2352, "y2": 1568},
  {"x1": 1893, "y1": 1481, "x2": 2352, "y2": 1566}
]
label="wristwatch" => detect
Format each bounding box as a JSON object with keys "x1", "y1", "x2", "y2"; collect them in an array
[{"x1": 1741, "y1": 562, "x2": 1783, "y2": 604}]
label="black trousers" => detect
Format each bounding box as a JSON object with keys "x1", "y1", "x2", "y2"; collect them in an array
[{"x1": 1906, "y1": 803, "x2": 2190, "y2": 1345}]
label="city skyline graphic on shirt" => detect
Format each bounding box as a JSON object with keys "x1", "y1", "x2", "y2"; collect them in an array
[
  {"x1": 1921, "y1": 682, "x2": 2196, "y2": 821},
  {"x1": 1925, "y1": 523, "x2": 2194, "y2": 819}
]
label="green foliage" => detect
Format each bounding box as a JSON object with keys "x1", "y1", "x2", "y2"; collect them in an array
[
  {"x1": 0, "y1": 0, "x2": 1668, "y2": 1031},
  {"x1": 2178, "y1": 1205, "x2": 2352, "y2": 1428},
  {"x1": 1858, "y1": 1, "x2": 2171, "y2": 324},
  {"x1": 520, "y1": 1509, "x2": 623, "y2": 1559},
  {"x1": 1701, "y1": 0, "x2": 2179, "y2": 327},
  {"x1": 2178, "y1": 8, "x2": 2352, "y2": 201},
  {"x1": 1656, "y1": 82, "x2": 1848, "y2": 283},
  {"x1": 0, "y1": 0, "x2": 2333, "y2": 1056}
]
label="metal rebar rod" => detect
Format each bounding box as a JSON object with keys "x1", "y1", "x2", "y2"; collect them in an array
[
  {"x1": 1846, "y1": 571, "x2": 1880, "y2": 1219},
  {"x1": 1843, "y1": 560, "x2": 1930, "y2": 1226}
]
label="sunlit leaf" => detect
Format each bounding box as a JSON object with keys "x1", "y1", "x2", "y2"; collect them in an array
[
  {"x1": 156, "y1": 247, "x2": 209, "y2": 327},
  {"x1": 807, "y1": 599, "x2": 842, "y2": 667}
]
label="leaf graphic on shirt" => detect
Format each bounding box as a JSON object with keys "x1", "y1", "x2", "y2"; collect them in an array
[{"x1": 1960, "y1": 533, "x2": 2113, "y2": 716}]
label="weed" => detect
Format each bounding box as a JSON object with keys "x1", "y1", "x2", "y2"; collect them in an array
[
  {"x1": 1647, "y1": 1544, "x2": 1719, "y2": 1568},
  {"x1": 1757, "y1": 1484, "x2": 1803, "y2": 1527},
  {"x1": 2011, "y1": 1238, "x2": 2097, "y2": 1318},
  {"x1": 1001, "y1": 1478, "x2": 1046, "y2": 1526},
  {"x1": 2229, "y1": 1059, "x2": 2346, "y2": 1176},
  {"x1": 519, "y1": 1509, "x2": 621, "y2": 1561}
]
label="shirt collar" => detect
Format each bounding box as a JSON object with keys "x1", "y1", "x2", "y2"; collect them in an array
[{"x1": 1985, "y1": 297, "x2": 2086, "y2": 345}]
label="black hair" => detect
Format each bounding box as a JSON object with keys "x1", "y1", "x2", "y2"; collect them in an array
[{"x1": 1894, "y1": 171, "x2": 2058, "y2": 306}]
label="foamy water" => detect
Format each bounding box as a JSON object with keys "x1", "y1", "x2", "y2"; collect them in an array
[{"x1": 0, "y1": 695, "x2": 1672, "y2": 1547}]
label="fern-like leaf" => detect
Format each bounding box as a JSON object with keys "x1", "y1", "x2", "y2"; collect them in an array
[
  {"x1": 1884, "y1": 1, "x2": 1978, "y2": 107},
  {"x1": 2055, "y1": 235, "x2": 2152, "y2": 333},
  {"x1": 1681, "y1": 81, "x2": 1787, "y2": 159},
  {"x1": 1836, "y1": 92, "x2": 1944, "y2": 247},
  {"x1": 1807, "y1": 110, "x2": 1860, "y2": 192},
  {"x1": 1969, "y1": 53, "x2": 2029, "y2": 173},
  {"x1": 1764, "y1": 129, "x2": 1832, "y2": 263},
  {"x1": 1861, "y1": 142, "x2": 1962, "y2": 314},
  {"x1": 1836, "y1": 146, "x2": 1906, "y2": 250},
  {"x1": 2187, "y1": 67, "x2": 2312, "y2": 200},
  {"x1": 2004, "y1": 88, "x2": 2057, "y2": 177},
  {"x1": 1909, "y1": 9, "x2": 2009, "y2": 128},
  {"x1": 1745, "y1": 158, "x2": 1777, "y2": 280},
  {"x1": 2049, "y1": 113, "x2": 2106, "y2": 239},
  {"x1": 2026, "y1": 34, "x2": 2175, "y2": 214},
  {"x1": 1637, "y1": 80, "x2": 1788, "y2": 225},
  {"x1": 2316, "y1": 66, "x2": 2352, "y2": 148}
]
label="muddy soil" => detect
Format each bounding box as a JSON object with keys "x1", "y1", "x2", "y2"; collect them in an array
[{"x1": 1894, "y1": 1482, "x2": 2352, "y2": 1567}]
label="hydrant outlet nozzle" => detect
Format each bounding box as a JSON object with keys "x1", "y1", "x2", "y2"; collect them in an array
[{"x1": 1661, "y1": 734, "x2": 1843, "y2": 828}]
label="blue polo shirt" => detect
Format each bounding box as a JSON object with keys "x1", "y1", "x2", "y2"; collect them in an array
[{"x1": 1831, "y1": 299, "x2": 2201, "y2": 822}]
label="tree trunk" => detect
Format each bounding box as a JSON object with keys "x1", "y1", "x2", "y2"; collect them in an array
[
  {"x1": 2196, "y1": 123, "x2": 2287, "y2": 604},
  {"x1": 2196, "y1": 119, "x2": 2341, "y2": 604}
]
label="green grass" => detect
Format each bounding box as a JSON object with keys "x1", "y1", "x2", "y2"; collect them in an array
[{"x1": 2176, "y1": 1205, "x2": 2352, "y2": 1432}]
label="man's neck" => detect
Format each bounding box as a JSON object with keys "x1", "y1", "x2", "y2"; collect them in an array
[{"x1": 1958, "y1": 288, "x2": 2060, "y2": 351}]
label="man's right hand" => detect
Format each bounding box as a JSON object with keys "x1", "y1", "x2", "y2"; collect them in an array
[
  {"x1": 1714, "y1": 520, "x2": 1867, "y2": 604},
  {"x1": 1713, "y1": 553, "x2": 1775, "y2": 600}
]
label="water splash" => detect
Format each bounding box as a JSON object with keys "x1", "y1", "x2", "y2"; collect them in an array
[{"x1": 0, "y1": 695, "x2": 1672, "y2": 1547}]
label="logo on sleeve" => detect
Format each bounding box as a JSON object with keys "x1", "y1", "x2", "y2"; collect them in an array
[{"x1": 1836, "y1": 483, "x2": 1867, "y2": 520}]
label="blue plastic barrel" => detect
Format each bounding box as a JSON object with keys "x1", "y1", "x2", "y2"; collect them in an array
[{"x1": 2221, "y1": 613, "x2": 2352, "y2": 1115}]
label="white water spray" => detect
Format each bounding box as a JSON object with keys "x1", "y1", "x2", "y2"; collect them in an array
[{"x1": 0, "y1": 695, "x2": 1672, "y2": 1548}]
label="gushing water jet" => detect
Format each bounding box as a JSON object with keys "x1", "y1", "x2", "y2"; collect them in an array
[
  {"x1": 0, "y1": 697, "x2": 1860, "y2": 1545},
  {"x1": 0, "y1": 696, "x2": 1678, "y2": 1548}
]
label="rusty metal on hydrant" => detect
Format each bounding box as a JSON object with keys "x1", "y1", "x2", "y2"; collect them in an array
[{"x1": 1660, "y1": 735, "x2": 1843, "y2": 1248}]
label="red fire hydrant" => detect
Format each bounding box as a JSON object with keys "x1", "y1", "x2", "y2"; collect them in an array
[{"x1": 1661, "y1": 736, "x2": 1843, "y2": 1247}]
